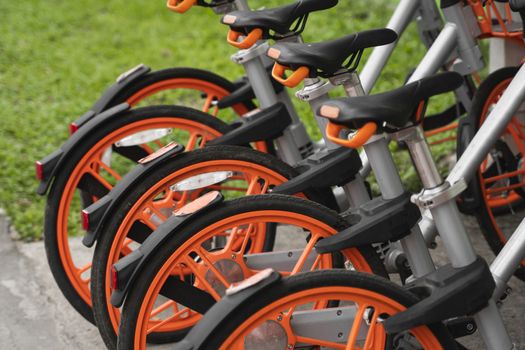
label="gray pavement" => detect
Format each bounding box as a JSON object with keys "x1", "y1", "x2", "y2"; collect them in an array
[{"x1": 0, "y1": 209, "x2": 523, "y2": 349}]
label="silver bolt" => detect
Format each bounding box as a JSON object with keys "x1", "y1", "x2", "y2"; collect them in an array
[
  {"x1": 287, "y1": 345, "x2": 293, "y2": 349},
  {"x1": 336, "y1": 310, "x2": 342, "y2": 316},
  {"x1": 277, "y1": 315, "x2": 283, "y2": 321},
  {"x1": 338, "y1": 332, "x2": 343, "y2": 338},
  {"x1": 231, "y1": 254, "x2": 236, "y2": 260},
  {"x1": 287, "y1": 252, "x2": 293, "y2": 258},
  {"x1": 466, "y1": 323, "x2": 474, "y2": 332}
]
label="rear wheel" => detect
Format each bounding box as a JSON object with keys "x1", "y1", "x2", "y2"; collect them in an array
[
  {"x1": 117, "y1": 195, "x2": 387, "y2": 349},
  {"x1": 184, "y1": 270, "x2": 456, "y2": 350},
  {"x1": 468, "y1": 66, "x2": 525, "y2": 281},
  {"x1": 91, "y1": 147, "x2": 332, "y2": 348},
  {"x1": 44, "y1": 106, "x2": 230, "y2": 324}
]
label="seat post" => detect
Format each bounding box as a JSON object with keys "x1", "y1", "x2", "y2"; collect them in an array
[{"x1": 329, "y1": 72, "x2": 437, "y2": 278}]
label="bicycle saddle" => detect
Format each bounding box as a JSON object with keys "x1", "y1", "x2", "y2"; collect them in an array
[
  {"x1": 319, "y1": 72, "x2": 464, "y2": 129},
  {"x1": 221, "y1": 0, "x2": 338, "y2": 36},
  {"x1": 267, "y1": 29, "x2": 397, "y2": 77}
]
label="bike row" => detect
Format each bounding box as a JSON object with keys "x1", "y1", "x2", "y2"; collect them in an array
[{"x1": 36, "y1": 0, "x2": 525, "y2": 349}]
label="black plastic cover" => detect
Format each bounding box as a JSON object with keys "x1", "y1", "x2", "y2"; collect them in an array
[
  {"x1": 207, "y1": 102, "x2": 291, "y2": 146},
  {"x1": 272, "y1": 147, "x2": 362, "y2": 195},
  {"x1": 384, "y1": 257, "x2": 495, "y2": 334},
  {"x1": 315, "y1": 192, "x2": 420, "y2": 254}
]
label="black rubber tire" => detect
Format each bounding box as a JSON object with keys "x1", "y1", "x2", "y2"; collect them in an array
[
  {"x1": 465, "y1": 66, "x2": 525, "y2": 281},
  {"x1": 91, "y1": 147, "x2": 335, "y2": 349},
  {"x1": 107, "y1": 67, "x2": 257, "y2": 111},
  {"x1": 44, "y1": 106, "x2": 231, "y2": 324},
  {"x1": 170, "y1": 269, "x2": 457, "y2": 350},
  {"x1": 117, "y1": 195, "x2": 388, "y2": 348}
]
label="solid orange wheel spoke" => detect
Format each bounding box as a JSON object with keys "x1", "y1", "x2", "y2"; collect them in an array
[
  {"x1": 140, "y1": 143, "x2": 155, "y2": 155},
  {"x1": 147, "y1": 306, "x2": 192, "y2": 334},
  {"x1": 194, "y1": 247, "x2": 231, "y2": 288},
  {"x1": 202, "y1": 95, "x2": 216, "y2": 114},
  {"x1": 183, "y1": 257, "x2": 222, "y2": 301},
  {"x1": 238, "y1": 224, "x2": 255, "y2": 254},
  {"x1": 150, "y1": 300, "x2": 178, "y2": 319},
  {"x1": 86, "y1": 170, "x2": 114, "y2": 191},
  {"x1": 483, "y1": 168, "x2": 525, "y2": 185},
  {"x1": 95, "y1": 160, "x2": 122, "y2": 181},
  {"x1": 245, "y1": 176, "x2": 261, "y2": 195},
  {"x1": 345, "y1": 304, "x2": 367, "y2": 350},
  {"x1": 185, "y1": 133, "x2": 200, "y2": 151},
  {"x1": 363, "y1": 309, "x2": 383, "y2": 349},
  {"x1": 486, "y1": 182, "x2": 525, "y2": 195},
  {"x1": 291, "y1": 234, "x2": 320, "y2": 275},
  {"x1": 77, "y1": 262, "x2": 92, "y2": 275}
]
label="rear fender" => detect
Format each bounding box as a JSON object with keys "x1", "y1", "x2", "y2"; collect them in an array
[
  {"x1": 36, "y1": 104, "x2": 131, "y2": 195},
  {"x1": 110, "y1": 191, "x2": 224, "y2": 308},
  {"x1": 81, "y1": 142, "x2": 186, "y2": 247}
]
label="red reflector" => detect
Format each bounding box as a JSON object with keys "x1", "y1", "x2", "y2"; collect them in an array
[
  {"x1": 110, "y1": 266, "x2": 119, "y2": 290},
  {"x1": 35, "y1": 161, "x2": 44, "y2": 180},
  {"x1": 81, "y1": 210, "x2": 90, "y2": 231},
  {"x1": 69, "y1": 122, "x2": 79, "y2": 135}
]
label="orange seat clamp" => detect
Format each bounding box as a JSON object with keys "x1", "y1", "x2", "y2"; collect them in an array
[
  {"x1": 271, "y1": 63, "x2": 310, "y2": 88},
  {"x1": 166, "y1": 0, "x2": 197, "y2": 13},
  {"x1": 326, "y1": 122, "x2": 377, "y2": 148},
  {"x1": 227, "y1": 28, "x2": 263, "y2": 49}
]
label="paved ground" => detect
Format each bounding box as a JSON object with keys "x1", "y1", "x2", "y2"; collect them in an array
[{"x1": 0, "y1": 209, "x2": 523, "y2": 349}]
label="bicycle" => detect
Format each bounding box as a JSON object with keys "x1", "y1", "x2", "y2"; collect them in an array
[
  {"x1": 167, "y1": 2, "x2": 525, "y2": 349},
  {"x1": 87, "y1": 0, "x2": 520, "y2": 344},
  {"x1": 111, "y1": 12, "x2": 475, "y2": 348}
]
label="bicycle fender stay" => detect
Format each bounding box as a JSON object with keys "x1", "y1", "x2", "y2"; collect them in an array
[
  {"x1": 110, "y1": 191, "x2": 224, "y2": 308},
  {"x1": 36, "y1": 103, "x2": 131, "y2": 196},
  {"x1": 173, "y1": 269, "x2": 281, "y2": 350},
  {"x1": 70, "y1": 64, "x2": 151, "y2": 131},
  {"x1": 81, "y1": 142, "x2": 186, "y2": 247}
]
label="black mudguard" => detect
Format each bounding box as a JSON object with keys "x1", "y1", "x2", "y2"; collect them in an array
[
  {"x1": 36, "y1": 103, "x2": 131, "y2": 196},
  {"x1": 207, "y1": 102, "x2": 291, "y2": 146},
  {"x1": 81, "y1": 143, "x2": 186, "y2": 247},
  {"x1": 71, "y1": 64, "x2": 151, "y2": 130},
  {"x1": 315, "y1": 193, "x2": 420, "y2": 254},
  {"x1": 110, "y1": 192, "x2": 225, "y2": 308},
  {"x1": 272, "y1": 147, "x2": 362, "y2": 195},
  {"x1": 173, "y1": 270, "x2": 282, "y2": 350}
]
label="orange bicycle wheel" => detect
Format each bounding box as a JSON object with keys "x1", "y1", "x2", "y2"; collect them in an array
[
  {"x1": 44, "y1": 106, "x2": 230, "y2": 323},
  {"x1": 468, "y1": 66, "x2": 525, "y2": 280},
  {"x1": 183, "y1": 270, "x2": 455, "y2": 350},
  {"x1": 117, "y1": 195, "x2": 386, "y2": 348},
  {"x1": 90, "y1": 147, "x2": 328, "y2": 348}
]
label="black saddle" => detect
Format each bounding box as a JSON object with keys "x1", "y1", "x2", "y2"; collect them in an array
[
  {"x1": 221, "y1": 0, "x2": 338, "y2": 37},
  {"x1": 268, "y1": 29, "x2": 397, "y2": 77},
  {"x1": 318, "y1": 72, "x2": 464, "y2": 129}
]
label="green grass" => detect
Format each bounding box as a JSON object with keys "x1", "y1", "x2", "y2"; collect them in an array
[{"x1": 0, "y1": 0, "x2": 468, "y2": 240}]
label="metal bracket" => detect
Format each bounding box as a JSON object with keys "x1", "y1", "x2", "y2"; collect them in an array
[
  {"x1": 295, "y1": 80, "x2": 334, "y2": 101},
  {"x1": 231, "y1": 42, "x2": 270, "y2": 64},
  {"x1": 411, "y1": 179, "x2": 467, "y2": 209}
]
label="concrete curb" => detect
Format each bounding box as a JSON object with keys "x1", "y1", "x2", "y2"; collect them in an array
[{"x1": 0, "y1": 208, "x2": 103, "y2": 349}]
